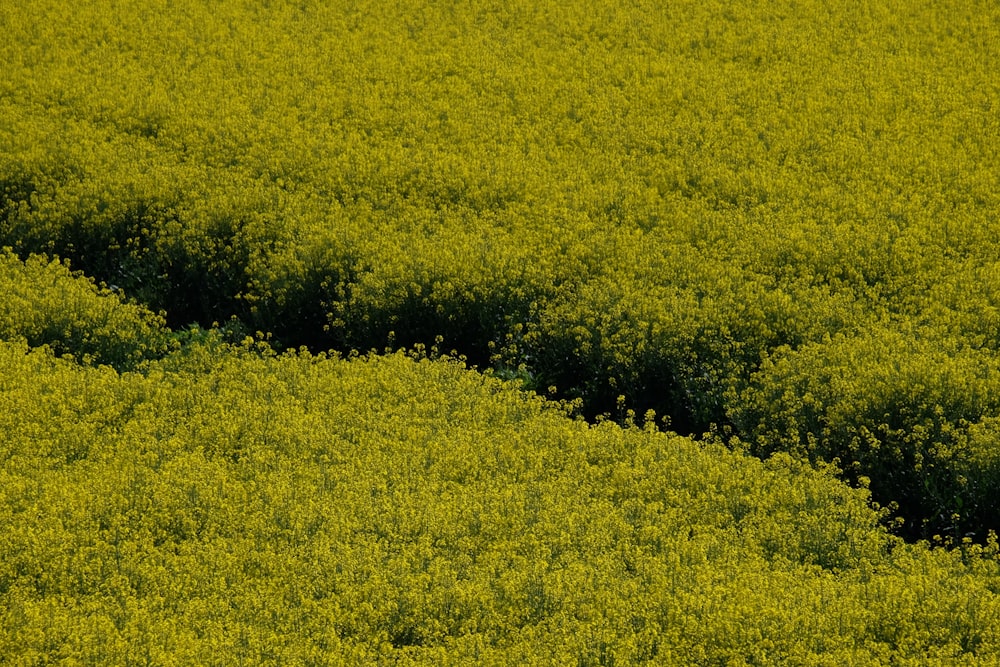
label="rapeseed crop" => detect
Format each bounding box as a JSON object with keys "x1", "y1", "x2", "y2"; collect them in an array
[
  {"x1": 2, "y1": 340, "x2": 1000, "y2": 664},
  {"x1": 3, "y1": 0, "x2": 1000, "y2": 661},
  {"x1": 0, "y1": 249, "x2": 170, "y2": 369}
]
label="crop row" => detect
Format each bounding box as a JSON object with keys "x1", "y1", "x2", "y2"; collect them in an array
[
  {"x1": 3, "y1": 0, "x2": 1000, "y2": 539},
  {"x1": 3, "y1": 335, "x2": 1000, "y2": 664}
]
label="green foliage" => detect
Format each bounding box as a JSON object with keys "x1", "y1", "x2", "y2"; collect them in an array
[
  {"x1": 2, "y1": 340, "x2": 1000, "y2": 664},
  {"x1": 0, "y1": 249, "x2": 171, "y2": 369}
]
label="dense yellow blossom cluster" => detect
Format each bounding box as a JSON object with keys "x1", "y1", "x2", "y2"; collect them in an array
[
  {"x1": 0, "y1": 250, "x2": 170, "y2": 369},
  {"x1": 3, "y1": 0, "x2": 1000, "y2": 659},
  {"x1": 1, "y1": 338, "x2": 1000, "y2": 663}
]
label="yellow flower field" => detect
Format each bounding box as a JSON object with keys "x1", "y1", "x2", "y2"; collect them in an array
[{"x1": 2, "y1": 0, "x2": 1000, "y2": 662}]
